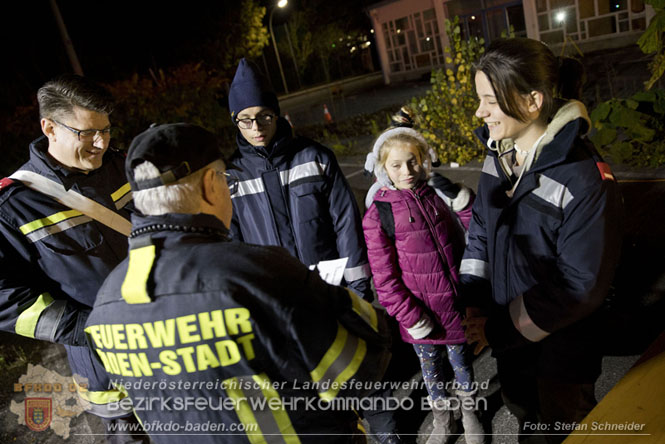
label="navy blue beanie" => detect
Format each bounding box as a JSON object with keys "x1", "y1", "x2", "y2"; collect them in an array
[{"x1": 228, "y1": 58, "x2": 280, "y2": 118}]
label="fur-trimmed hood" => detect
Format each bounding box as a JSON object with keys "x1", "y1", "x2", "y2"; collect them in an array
[{"x1": 490, "y1": 99, "x2": 591, "y2": 163}]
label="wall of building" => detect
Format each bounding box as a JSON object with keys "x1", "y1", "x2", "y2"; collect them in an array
[
  {"x1": 368, "y1": 0, "x2": 656, "y2": 84},
  {"x1": 368, "y1": 0, "x2": 450, "y2": 83}
]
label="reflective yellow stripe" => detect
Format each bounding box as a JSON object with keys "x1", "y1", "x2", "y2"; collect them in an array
[
  {"x1": 111, "y1": 183, "x2": 131, "y2": 202},
  {"x1": 121, "y1": 245, "x2": 156, "y2": 304},
  {"x1": 15, "y1": 293, "x2": 54, "y2": 338},
  {"x1": 77, "y1": 384, "x2": 129, "y2": 405},
  {"x1": 311, "y1": 324, "x2": 348, "y2": 382},
  {"x1": 224, "y1": 376, "x2": 265, "y2": 444},
  {"x1": 252, "y1": 374, "x2": 300, "y2": 444},
  {"x1": 348, "y1": 290, "x2": 378, "y2": 332},
  {"x1": 318, "y1": 340, "x2": 366, "y2": 401},
  {"x1": 19, "y1": 209, "x2": 82, "y2": 235},
  {"x1": 311, "y1": 323, "x2": 367, "y2": 401}
]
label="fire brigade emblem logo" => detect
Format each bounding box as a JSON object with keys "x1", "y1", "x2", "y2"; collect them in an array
[{"x1": 25, "y1": 398, "x2": 52, "y2": 432}]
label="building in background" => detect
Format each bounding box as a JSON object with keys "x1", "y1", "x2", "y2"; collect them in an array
[{"x1": 367, "y1": 0, "x2": 655, "y2": 83}]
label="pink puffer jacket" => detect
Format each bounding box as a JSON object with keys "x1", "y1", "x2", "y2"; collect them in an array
[{"x1": 363, "y1": 182, "x2": 470, "y2": 344}]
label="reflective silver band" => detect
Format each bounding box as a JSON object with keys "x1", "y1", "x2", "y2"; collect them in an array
[
  {"x1": 233, "y1": 177, "x2": 266, "y2": 198},
  {"x1": 235, "y1": 375, "x2": 288, "y2": 444},
  {"x1": 279, "y1": 161, "x2": 327, "y2": 186},
  {"x1": 508, "y1": 294, "x2": 550, "y2": 342},
  {"x1": 24, "y1": 215, "x2": 92, "y2": 243},
  {"x1": 460, "y1": 258, "x2": 490, "y2": 280},
  {"x1": 34, "y1": 299, "x2": 66, "y2": 342},
  {"x1": 114, "y1": 192, "x2": 133, "y2": 210},
  {"x1": 482, "y1": 156, "x2": 499, "y2": 178},
  {"x1": 532, "y1": 175, "x2": 574, "y2": 210},
  {"x1": 344, "y1": 263, "x2": 371, "y2": 282}
]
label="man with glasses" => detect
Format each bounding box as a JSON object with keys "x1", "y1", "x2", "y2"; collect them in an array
[
  {"x1": 227, "y1": 58, "x2": 373, "y2": 302},
  {"x1": 85, "y1": 122, "x2": 391, "y2": 443},
  {"x1": 0, "y1": 74, "x2": 145, "y2": 442}
]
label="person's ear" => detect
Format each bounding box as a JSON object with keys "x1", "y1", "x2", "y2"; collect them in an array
[
  {"x1": 41, "y1": 118, "x2": 56, "y2": 141},
  {"x1": 528, "y1": 91, "x2": 544, "y2": 113},
  {"x1": 201, "y1": 168, "x2": 218, "y2": 206}
]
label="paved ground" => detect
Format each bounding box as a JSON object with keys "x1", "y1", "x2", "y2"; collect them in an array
[{"x1": 340, "y1": 160, "x2": 665, "y2": 444}]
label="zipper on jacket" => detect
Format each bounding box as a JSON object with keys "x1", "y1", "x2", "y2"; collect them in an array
[{"x1": 410, "y1": 190, "x2": 458, "y2": 296}]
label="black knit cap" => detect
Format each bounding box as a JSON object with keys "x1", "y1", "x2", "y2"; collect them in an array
[
  {"x1": 228, "y1": 58, "x2": 280, "y2": 119},
  {"x1": 126, "y1": 123, "x2": 223, "y2": 191}
]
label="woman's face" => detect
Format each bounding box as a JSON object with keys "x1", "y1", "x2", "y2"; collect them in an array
[
  {"x1": 384, "y1": 143, "x2": 425, "y2": 190},
  {"x1": 474, "y1": 71, "x2": 534, "y2": 142}
]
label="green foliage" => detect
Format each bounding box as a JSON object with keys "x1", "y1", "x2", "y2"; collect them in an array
[
  {"x1": 104, "y1": 63, "x2": 235, "y2": 154},
  {"x1": 410, "y1": 17, "x2": 486, "y2": 164},
  {"x1": 589, "y1": 89, "x2": 665, "y2": 166},
  {"x1": 637, "y1": 0, "x2": 665, "y2": 90},
  {"x1": 196, "y1": 0, "x2": 269, "y2": 73},
  {"x1": 278, "y1": 11, "x2": 315, "y2": 80}
]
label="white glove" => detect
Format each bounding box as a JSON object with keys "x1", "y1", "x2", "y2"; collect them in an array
[{"x1": 406, "y1": 314, "x2": 435, "y2": 340}]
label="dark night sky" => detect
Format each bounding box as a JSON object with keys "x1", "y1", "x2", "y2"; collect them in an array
[{"x1": 2, "y1": 0, "x2": 375, "y2": 110}]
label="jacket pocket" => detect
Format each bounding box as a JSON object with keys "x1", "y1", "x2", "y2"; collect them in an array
[
  {"x1": 39, "y1": 222, "x2": 104, "y2": 255},
  {"x1": 290, "y1": 180, "x2": 327, "y2": 223}
]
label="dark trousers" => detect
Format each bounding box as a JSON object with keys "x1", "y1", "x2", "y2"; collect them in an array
[{"x1": 496, "y1": 348, "x2": 597, "y2": 444}]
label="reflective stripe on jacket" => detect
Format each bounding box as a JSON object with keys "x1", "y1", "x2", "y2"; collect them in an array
[
  {"x1": 229, "y1": 118, "x2": 372, "y2": 300},
  {"x1": 460, "y1": 105, "x2": 622, "y2": 355},
  {"x1": 86, "y1": 212, "x2": 392, "y2": 443},
  {"x1": 0, "y1": 136, "x2": 133, "y2": 417}
]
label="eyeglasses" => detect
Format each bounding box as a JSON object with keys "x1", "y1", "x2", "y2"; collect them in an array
[
  {"x1": 216, "y1": 171, "x2": 239, "y2": 195},
  {"x1": 235, "y1": 114, "x2": 276, "y2": 130},
  {"x1": 53, "y1": 119, "x2": 114, "y2": 141}
]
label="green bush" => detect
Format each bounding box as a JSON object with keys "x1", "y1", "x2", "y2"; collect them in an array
[
  {"x1": 589, "y1": 89, "x2": 665, "y2": 167},
  {"x1": 105, "y1": 63, "x2": 235, "y2": 153},
  {"x1": 410, "y1": 17, "x2": 486, "y2": 164}
]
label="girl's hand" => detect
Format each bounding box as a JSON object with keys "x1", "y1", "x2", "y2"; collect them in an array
[{"x1": 462, "y1": 316, "x2": 488, "y2": 355}]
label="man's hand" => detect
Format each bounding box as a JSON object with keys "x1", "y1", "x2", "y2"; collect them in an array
[{"x1": 462, "y1": 314, "x2": 488, "y2": 355}]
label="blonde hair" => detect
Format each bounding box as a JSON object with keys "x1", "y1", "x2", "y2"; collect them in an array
[{"x1": 377, "y1": 132, "x2": 431, "y2": 176}]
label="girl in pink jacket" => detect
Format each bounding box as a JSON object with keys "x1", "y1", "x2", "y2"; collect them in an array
[{"x1": 362, "y1": 110, "x2": 484, "y2": 444}]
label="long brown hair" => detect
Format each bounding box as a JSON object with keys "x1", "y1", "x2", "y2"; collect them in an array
[{"x1": 473, "y1": 38, "x2": 585, "y2": 123}]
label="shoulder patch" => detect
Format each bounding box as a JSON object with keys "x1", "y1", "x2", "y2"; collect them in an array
[
  {"x1": 596, "y1": 162, "x2": 615, "y2": 181},
  {"x1": 0, "y1": 177, "x2": 15, "y2": 191}
]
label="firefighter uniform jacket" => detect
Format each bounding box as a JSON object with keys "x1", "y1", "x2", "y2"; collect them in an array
[
  {"x1": 0, "y1": 136, "x2": 133, "y2": 417},
  {"x1": 459, "y1": 101, "x2": 623, "y2": 379},
  {"x1": 229, "y1": 118, "x2": 373, "y2": 300},
  {"x1": 86, "y1": 212, "x2": 392, "y2": 444}
]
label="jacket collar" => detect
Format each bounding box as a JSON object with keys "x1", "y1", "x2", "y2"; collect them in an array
[
  {"x1": 130, "y1": 212, "x2": 230, "y2": 239},
  {"x1": 474, "y1": 100, "x2": 590, "y2": 203},
  {"x1": 372, "y1": 181, "x2": 431, "y2": 202},
  {"x1": 27, "y1": 135, "x2": 113, "y2": 190},
  {"x1": 474, "y1": 100, "x2": 590, "y2": 175},
  {"x1": 234, "y1": 117, "x2": 295, "y2": 163}
]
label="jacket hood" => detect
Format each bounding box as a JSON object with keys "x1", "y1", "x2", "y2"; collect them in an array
[{"x1": 365, "y1": 127, "x2": 438, "y2": 188}]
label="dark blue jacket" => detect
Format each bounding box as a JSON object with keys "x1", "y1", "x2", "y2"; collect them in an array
[
  {"x1": 460, "y1": 101, "x2": 623, "y2": 359},
  {"x1": 86, "y1": 212, "x2": 391, "y2": 444},
  {"x1": 0, "y1": 136, "x2": 133, "y2": 417},
  {"x1": 229, "y1": 118, "x2": 373, "y2": 300}
]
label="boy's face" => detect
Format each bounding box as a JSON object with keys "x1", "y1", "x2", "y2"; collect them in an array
[{"x1": 236, "y1": 106, "x2": 278, "y2": 147}]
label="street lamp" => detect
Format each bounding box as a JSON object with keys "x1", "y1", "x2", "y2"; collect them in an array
[{"x1": 269, "y1": 0, "x2": 289, "y2": 94}]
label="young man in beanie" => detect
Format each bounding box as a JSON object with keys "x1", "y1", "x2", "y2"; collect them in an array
[
  {"x1": 227, "y1": 58, "x2": 403, "y2": 444},
  {"x1": 227, "y1": 58, "x2": 373, "y2": 302},
  {"x1": 85, "y1": 123, "x2": 392, "y2": 443}
]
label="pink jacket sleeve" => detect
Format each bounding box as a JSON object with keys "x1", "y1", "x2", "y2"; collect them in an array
[
  {"x1": 455, "y1": 194, "x2": 475, "y2": 231},
  {"x1": 362, "y1": 204, "x2": 425, "y2": 330}
]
